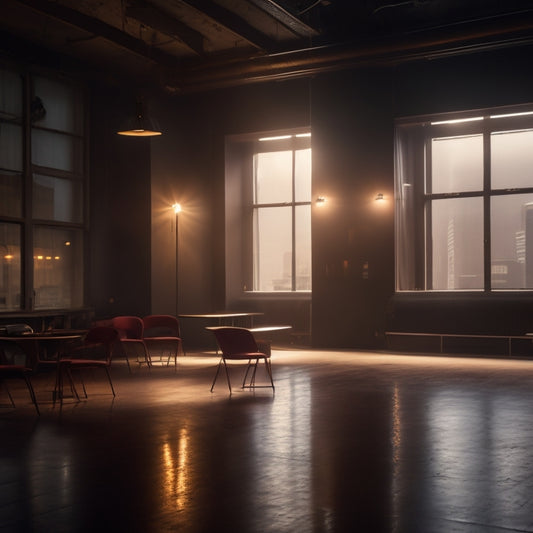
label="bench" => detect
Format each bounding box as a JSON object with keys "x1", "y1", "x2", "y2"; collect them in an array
[{"x1": 385, "y1": 331, "x2": 533, "y2": 356}]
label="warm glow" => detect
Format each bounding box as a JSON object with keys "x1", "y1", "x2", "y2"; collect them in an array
[
  {"x1": 36, "y1": 255, "x2": 43, "y2": 260},
  {"x1": 259, "y1": 135, "x2": 292, "y2": 141},
  {"x1": 173, "y1": 203, "x2": 182, "y2": 214},
  {"x1": 376, "y1": 193, "x2": 385, "y2": 201},
  {"x1": 162, "y1": 428, "x2": 190, "y2": 512},
  {"x1": 117, "y1": 129, "x2": 162, "y2": 137},
  {"x1": 431, "y1": 117, "x2": 483, "y2": 125},
  {"x1": 315, "y1": 196, "x2": 326, "y2": 206},
  {"x1": 490, "y1": 111, "x2": 533, "y2": 119},
  {"x1": 4, "y1": 254, "x2": 13, "y2": 260},
  {"x1": 54, "y1": 256, "x2": 61, "y2": 260},
  {"x1": 64, "y1": 241, "x2": 71, "y2": 246}
]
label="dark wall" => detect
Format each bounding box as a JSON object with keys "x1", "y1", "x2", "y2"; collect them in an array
[
  {"x1": 88, "y1": 43, "x2": 533, "y2": 349},
  {"x1": 310, "y1": 68, "x2": 396, "y2": 348},
  {"x1": 89, "y1": 87, "x2": 152, "y2": 320}
]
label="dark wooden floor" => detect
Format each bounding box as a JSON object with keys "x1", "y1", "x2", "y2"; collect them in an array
[{"x1": 2, "y1": 349, "x2": 533, "y2": 532}]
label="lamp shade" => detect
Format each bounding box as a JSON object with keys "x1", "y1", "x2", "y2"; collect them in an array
[{"x1": 117, "y1": 99, "x2": 162, "y2": 137}]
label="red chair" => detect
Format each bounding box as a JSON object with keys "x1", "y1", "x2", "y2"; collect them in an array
[
  {"x1": 55, "y1": 326, "x2": 119, "y2": 402},
  {"x1": 208, "y1": 326, "x2": 274, "y2": 394},
  {"x1": 0, "y1": 342, "x2": 40, "y2": 415},
  {"x1": 142, "y1": 315, "x2": 184, "y2": 369},
  {"x1": 111, "y1": 316, "x2": 151, "y2": 372}
]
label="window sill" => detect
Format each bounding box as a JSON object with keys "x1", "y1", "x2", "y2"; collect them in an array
[{"x1": 241, "y1": 291, "x2": 311, "y2": 301}]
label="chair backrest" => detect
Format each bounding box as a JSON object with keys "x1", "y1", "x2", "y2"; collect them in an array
[
  {"x1": 142, "y1": 315, "x2": 180, "y2": 337},
  {"x1": 211, "y1": 327, "x2": 259, "y2": 357},
  {"x1": 83, "y1": 326, "x2": 120, "y2": 361},
  {"x1": 111, "y1": 316, "x2": 143, "y2": 339}
]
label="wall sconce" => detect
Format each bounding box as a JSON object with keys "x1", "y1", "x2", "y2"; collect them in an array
[
  {"x1": 117, "y1": 98, "x2": 162, "y2": 137},
  {"x1": 375, "y1": 193, "x2": 384, "y2": 201},
  {"x1": 316, "y1": 196, "x2": 326, "y2": 206}
]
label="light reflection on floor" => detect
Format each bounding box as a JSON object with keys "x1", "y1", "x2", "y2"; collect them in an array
[{"x1": 2, "y1": 349, "x2": 533, "y2": 532}]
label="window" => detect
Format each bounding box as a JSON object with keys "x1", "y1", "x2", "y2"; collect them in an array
[
  {"x1": 395, "y1": 105, "x2": 533, "y2": 292},
  {"x1": 252, "y1": 135, "x2": 312, "y2": 291},
  {"x1": 0, "y1": 66, "x2": 85, "y2": 311},
  {"x1": 225, "y1": 129, "x2": 312, "y2": 297}
]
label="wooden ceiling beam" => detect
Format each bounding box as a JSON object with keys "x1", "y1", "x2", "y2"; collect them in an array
[
  {"x1": 126, "y1": 0, "x2": 205, "y2": 56},
  {"x1": 179, "y1": 0, "x2": 278, "y2": 51},
  {"x1": 247, "y1": 0, "x2": 319, "y2": 38},
  {"x1": 13, "y1": 0, "x2": 182, "y2": 67}
]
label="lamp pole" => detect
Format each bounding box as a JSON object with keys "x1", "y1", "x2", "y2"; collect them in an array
[{"x1": 172, "y1": 203, "x2": 182, "y2": 317}]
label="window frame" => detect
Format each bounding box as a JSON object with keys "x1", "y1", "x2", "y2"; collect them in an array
[
  {"x1": 0, "y1": 63, "x2": 88, "y2": 313},
  {"x1": 249, "y1": 135, "x2": 312, "y2": 293},
  {"x1": 395, "y1": 104, "x2": 533, "y2": 293}
]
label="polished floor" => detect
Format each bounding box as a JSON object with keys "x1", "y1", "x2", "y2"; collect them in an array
[{"x1": 2, "y1": 348, "x2": 533, "y2": 532}]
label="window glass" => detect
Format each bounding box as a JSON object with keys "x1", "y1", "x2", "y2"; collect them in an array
[
  {"x1": 491, "y1": 193, "x2": 533, "y2": 289},
  {"x1": 254, "y1": 151, "x2": 292, "y2": 204},
  {"x1": 431, "y1": 197, "x2": 484, "y2": 290},
  {"x1": 253, "y1": 206, "x2": 292, "y2": 291},
  {"x1": 0, "y1": 172, "x2": 22, "y2": 217},
  {"x1": 33, "y1": 227, "x2": 83, "y2": 309},
  {"x1": 33, "y1": 174, "x2": 83, "y2": 223},
  {"x1": 295, "y1": 204, "x2": 312, "y2": 290},
  {"x1": 32, "y1": 76, "x2": 83, "y2": 134},
  {"x1": 295, "y1": 148, "x2": 312, "y2": 202},
  {"x1": 0, "y1": 69, "x2": 22, "y2": 120},
  {"x1": 491, "y1": 130, "x2": 533, "y2": 190},
  {"x1": 31, "y1": 130, "x2": 82, "y2": 173},
  {"x1": 431, "y1": 134, "x2": 483, "y2": 193},
  {"x1": 0, "y1": 123, "x2": 23, "y2": 172},
  {"x1": 0, "y1": 222, "x2": 21, "y2": 311}
]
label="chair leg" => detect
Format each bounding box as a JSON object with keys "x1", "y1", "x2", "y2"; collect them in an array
[
  {"x1": 223, "y1": 359, "x2": 232, "y2": 393},
  {"x1": 264, "y1": 357, "x2": 275, "y2": 391},
  {"x1": 23, "y1": 374, "x2": 40, "y2": 415},
  {"x1": 210, "y1": 359, "x2": 223, "y2": 392},
  {"x1": 104, "y1": 367, "x2": 116, "y2": 396},
  {"x1": 242, "y1": 359, "x2": 253, "y2": 388},
  {"x1": 1, "y1": 379, "x2": 15, "y2": 408}
]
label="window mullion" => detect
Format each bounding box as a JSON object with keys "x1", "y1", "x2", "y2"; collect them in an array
[
  {"x1": 23, "y1": 72, "x2": 33, "y2": 311},
  {"x1": 483, "y1": 123, "x2": 491, "y2": 291},
  {"x1": 291, "y1": 148, "x2": 296, "y2": 291},
  {"x1": 424, "y1": 134, "x2": 433, "y2": 290}
]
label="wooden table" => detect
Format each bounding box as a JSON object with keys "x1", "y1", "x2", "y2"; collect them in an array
[
  {"x1": 180, "y1": 312, "x2": 264, "y2": 327},
  {"x1": 0, "y1": 333, "x2": 83, "y2": 369}
]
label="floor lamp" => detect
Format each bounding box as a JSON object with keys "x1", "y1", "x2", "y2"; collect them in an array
[{"x1": 172, "y1": 203, "x2": 181, "y2": 317}]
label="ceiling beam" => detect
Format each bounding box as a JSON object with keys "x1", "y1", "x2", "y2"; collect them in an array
[
  {"x1": 179, "y1": 0, "x2": 279, "y2": 51},
  {"x1": 13, "y1": 0, "x2": 182, "y2": 68},
  {"x1": 126, "y1": 0, "x2": 205, "y2": 56},
  {"x1": 168, "y1": 11, "x2": 533, "y2": 93},
  {"x1": 247, "y1": 0, "x2": 319, "y2": 38}
]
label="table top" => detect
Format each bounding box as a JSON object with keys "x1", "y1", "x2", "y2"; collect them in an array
[
  {"x1": 180, "y1": 312, "x2": 264, "y2": 319},
  {"x1": 0, "y1": 333, "x2": 83, "y2": 341},
  {"x1": 249, "y1": 326, "x2": 292, "y2": 333},
  {"x1": 206, "y1": 325, "x2": 292, "y2": 333}
]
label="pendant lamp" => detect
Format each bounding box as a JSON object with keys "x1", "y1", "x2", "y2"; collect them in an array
[{"x1": 117, "y1": 98, "x2": 162, "y2": 137}]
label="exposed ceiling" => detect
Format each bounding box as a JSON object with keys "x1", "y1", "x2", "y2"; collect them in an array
[{"x1": 1, "y1": 0, "x2": 533, "y2": 93}]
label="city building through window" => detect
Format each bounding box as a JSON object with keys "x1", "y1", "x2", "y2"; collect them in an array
[{"x1": 395, "y1": 105, "x2": 533, "y2": 291}]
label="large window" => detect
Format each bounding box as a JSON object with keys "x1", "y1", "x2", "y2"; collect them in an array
[
  {"x1": 225, "y1": 129, "x2": 312, "y2": 297},
  {"x1": 396, "y1": 105, "x2": 533, "y2": 291},
  {"x1": 0, "y1": 66, "x2": 85, "y2": 311},
  {"x1": 252, "y1": 134, "x2": 312, "y2": 292}
]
